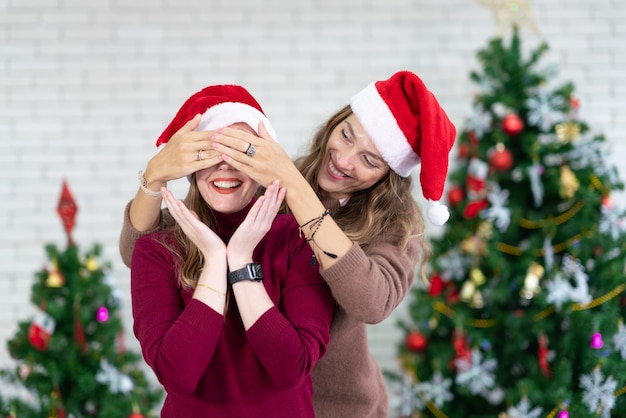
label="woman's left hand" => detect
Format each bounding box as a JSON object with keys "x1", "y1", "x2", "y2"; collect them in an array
[
  {"x1": 227, "y1": 180, "x2": 286, "y2": 267},
  {"x1": 212, "y1": 123, "x2": 301, "y2": 190}
]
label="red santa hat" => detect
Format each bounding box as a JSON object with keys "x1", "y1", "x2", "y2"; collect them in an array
[
  {"x1": 350, "y1": 71, "x2": 456, "y2": 225},
  {"x1": 156, "y1": 84, "x2": 276, "y2": 148}
]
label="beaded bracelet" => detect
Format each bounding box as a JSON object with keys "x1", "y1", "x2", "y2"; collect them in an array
[
  {"x1": 137, "y1": 170, "x2": 163, "y2": 198},
  {"x1": 299, "y1": 209, "x2": 338, "y2": 265}
]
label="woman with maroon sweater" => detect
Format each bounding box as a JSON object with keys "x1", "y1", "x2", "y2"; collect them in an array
[
  {"x1": 130, "y1": 85, "x2": 333, "y2": 417},
  {"x1": 123, "y1": 71, "x2": 456, "y2": 417}
]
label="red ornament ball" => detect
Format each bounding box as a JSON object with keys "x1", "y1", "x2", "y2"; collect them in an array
[
  {"x1": 489, "y1": 144, "x2": 514, "y2": 171},
  {"x1": 428, "y1": 275, "x2": 445, "y2": 296},
  {"x1": 447, "y1": 186, "x2": 464, "y2": 206},
  {"x1": 128, "y1": 413, "x2": 145, "y2": 418},
  {"x1": 502, "y1": 114, "x2": 524, "y2": 136},
  {"x1": 405, "y1": 330, "x2": 428, "y2": 352}
]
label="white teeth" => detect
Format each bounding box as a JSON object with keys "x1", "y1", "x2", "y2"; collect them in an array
[
  {"x1": 213, "y1": 181, "x2": 241, "y2": 189},
  {"x1": 329, "y1": 159, "x2": 346, "y2": 177}
]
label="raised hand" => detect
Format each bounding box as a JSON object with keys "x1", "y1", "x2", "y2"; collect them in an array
[
  {"x1": 143, "y1": 114, "x2": 223, "y2": 189},
  {"x1": 227, "y1": 180, "x2": 286, "y2": 267},
  {"x1": 211, "y1": 122, "x2": 301, "y2": 189},
  {"x1": 161, "y1": 187, "x2": 226, "y2": 257}
]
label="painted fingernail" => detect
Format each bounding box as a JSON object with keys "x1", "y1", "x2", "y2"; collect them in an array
[
  {"x1": 217, "y1": 128, "x2": 223, "y2": 133},
  {"x1": 211, "y1": 134, "x2": 216, "y2": 139}
]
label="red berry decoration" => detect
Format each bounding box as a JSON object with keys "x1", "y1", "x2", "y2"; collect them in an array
[
  {"x1": 447, "y1": 186, "x2": 464, "y2": 206},
  {"x1": 489, "y1": 143, "x2": 514, "y2": 171},
  {"x1": 502, "y1": 113, "x2": 524, "y2": 136},
  {"x1": 463, "y1": 199, "x2": 489, "y2": 219},
  {"x1": 406, "y1": 330, "x2": 428, "y2": 352},
  {"x1": 458, "y1": 143, "x2": 470, "y2": 158},
  {"x1": 445, "y1": 285, "x2": 460, "y2": 304}
]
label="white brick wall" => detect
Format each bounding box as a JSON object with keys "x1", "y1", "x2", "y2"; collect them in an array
[{"x1": 1, "y1": 0, "x2": 625, "y2": 382}]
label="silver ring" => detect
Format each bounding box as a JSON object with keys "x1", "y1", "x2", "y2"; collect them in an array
[
  {"x1": 197, "y1": 149, "x2": 203, "y2": 161},
  {"x1": 245, "y1": 143, "x2": 256, "y2": 157}
]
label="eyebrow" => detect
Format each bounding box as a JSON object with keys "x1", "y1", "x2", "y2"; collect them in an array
[{"x1": 346, "y1": 121, "x2": 387, "y2": 166}]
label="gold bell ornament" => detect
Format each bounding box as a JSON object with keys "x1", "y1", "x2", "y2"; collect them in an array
[{"x1": 520, "y1": 262, "x2": 545, "y2": 299}]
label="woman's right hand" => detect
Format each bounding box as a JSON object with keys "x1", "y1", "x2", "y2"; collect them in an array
[
  {"x1": 142, "y1": 114, "x2": 224, "y2": 190},
  {"x1": 161, "y1": 188, "x2": 226, "y2": 257}
]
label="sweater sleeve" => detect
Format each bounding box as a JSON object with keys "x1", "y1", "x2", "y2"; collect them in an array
[
  {"x1": 245, "y1": 225, "x2": 334, "y2": 390},
  {"x1": 119, "y1": 200, "x2": 175, "y2": 267},
  {"x1": 130, "y1": 234, "x2": 224, "y2": 395},
  {"x1": 319, "y1": 231, "x2": 420, "y2": 324}
]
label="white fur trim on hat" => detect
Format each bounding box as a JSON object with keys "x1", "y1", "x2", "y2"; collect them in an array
[
  {"x1": 350, "y1": 82, "x2": 420, "y2": 177},
  {"x1": 197, "y1": 101, "x2": 277, "y2": 140}
]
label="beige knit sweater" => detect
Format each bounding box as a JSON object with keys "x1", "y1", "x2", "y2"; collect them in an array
[{"x1": 119, "y1": 200, "x2": 420, "y2": 418}]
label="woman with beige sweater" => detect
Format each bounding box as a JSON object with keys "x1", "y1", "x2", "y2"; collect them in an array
[{"x1": 121, "y1": 71, "x2": 456, "y2": 417}]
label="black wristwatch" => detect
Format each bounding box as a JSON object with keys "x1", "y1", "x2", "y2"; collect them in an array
[{"x1": 228, "y1": 263, "x2": 264, "y2": 285}]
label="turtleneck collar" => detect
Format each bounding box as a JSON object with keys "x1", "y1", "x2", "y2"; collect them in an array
[{"x1": 212, "y1": 198, "x2": 256, "y2": 241}]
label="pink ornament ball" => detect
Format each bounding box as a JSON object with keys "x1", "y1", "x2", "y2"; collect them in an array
[
  {"x1": 557, "y1": 411, "x2": 569, "y2": 418},
  {"x1": 96, "y1": 306, "x2": 109, "y2": 322}
]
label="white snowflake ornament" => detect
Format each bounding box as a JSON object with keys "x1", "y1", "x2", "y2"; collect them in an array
[
  {"x1": 466, "y1": 104, "x2": 493, "y2": 138},
  {"x1": 388, "y1": 373, "x2": 425, "y2": 416},
  {"x1": 507, "y1": 396, "x2": 543, "y2": 418},
  {"x1": 579, "y1": 368, "x2": 617, "y2": 418},
  {"x1": 612, "y1": 321, "x2": 626, "y2": 359},
  {"x1": 415, "y1": 371, "x2": 453, "y2": 408},
  {"x1": 455, "y1": 348, "x2": 497, "y2": 395},
  {"x1": 437, "y1": 248, "x2": 469, "y2": 282},
  {"x1": 480, "y1": 183, "x2": 512, "y2": 232},
  {"x1": 95, "y1": 359, "x2": 134, "y2": 394},
  {"x1": 525, "y1": 87, "x2": 566, "y2": 131}
]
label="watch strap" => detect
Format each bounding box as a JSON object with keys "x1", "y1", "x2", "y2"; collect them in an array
[{"x1": 228, "y1": 263, "x2": 264, "y2": 285}]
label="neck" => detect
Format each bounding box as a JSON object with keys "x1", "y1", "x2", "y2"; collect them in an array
[{"x1": 213, "y1": 199, "x2": 255, "y2": 240}]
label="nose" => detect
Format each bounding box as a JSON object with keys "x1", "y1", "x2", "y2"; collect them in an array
[
  {"x1": 334, "y1": 150, "x2": 356, "y2": 171},
  {"x1": 216, "y1": 160, "x2": 234, "y2": 170}
]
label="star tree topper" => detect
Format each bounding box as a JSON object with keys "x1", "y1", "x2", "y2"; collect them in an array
[{"x1": 475, "y1": 0, "x2": 540, "y2": 36}]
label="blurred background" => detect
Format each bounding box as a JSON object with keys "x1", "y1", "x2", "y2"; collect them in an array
[{"x1": 1, "y1": 0, "x2": 624, "y2": 393}]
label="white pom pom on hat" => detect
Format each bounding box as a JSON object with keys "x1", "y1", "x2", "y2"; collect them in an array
[{"x1": 350, "y1": 71, "x2": 456, "y2": 225}]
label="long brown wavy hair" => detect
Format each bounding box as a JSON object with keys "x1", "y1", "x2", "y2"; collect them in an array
[
  {"x1": 294, "y1": 105, "x2": 431, "y2": 282},
  {"x1": 162, "y1": 175, "x2": 221, "y2": 290}
]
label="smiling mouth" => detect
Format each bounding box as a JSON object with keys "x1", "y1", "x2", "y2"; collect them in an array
[
  {"x1": 327, "y1": 159, "x2": 348, "y2": 180},
  {"x1": 211, "y1": 179, "x2": 242, "y2": 193}
]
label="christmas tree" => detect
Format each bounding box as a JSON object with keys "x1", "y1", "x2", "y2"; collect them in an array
[
  {"x1": 390, "y1": 28, "x2": 626, "y2": 418},
  {"x1": 0, "y1": 181, "x2": 163, "y2": 417}
]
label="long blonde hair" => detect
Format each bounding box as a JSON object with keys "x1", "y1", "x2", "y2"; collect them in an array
[{"x1": 295, "y1": 105, "x2": 431, "y2": 281}]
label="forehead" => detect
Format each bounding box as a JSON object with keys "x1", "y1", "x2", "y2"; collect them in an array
[
  {"x1": 343, "y1": 115, "x2": 384, "y2": 155},
  {"x1": 229, "y1": 122, "x2": 257, "y2": 136}
]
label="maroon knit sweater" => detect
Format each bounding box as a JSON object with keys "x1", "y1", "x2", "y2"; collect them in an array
[
  {"x1": 122, "y1": 199, "x2": 419, "y2": 418},
  {"x1": 130, "y1": 205, "x2": 333, "y2": 417}
]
